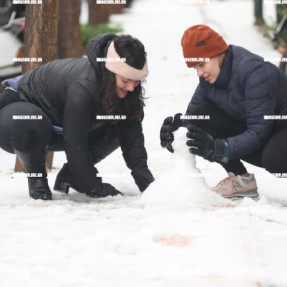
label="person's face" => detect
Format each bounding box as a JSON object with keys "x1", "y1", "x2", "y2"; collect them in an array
[
  {"x1": 115, "y1": 74, "x2": 140, "y2": 99},
  {"x1": 193, "y1": 55, "x2": 221, "y2": 84}
]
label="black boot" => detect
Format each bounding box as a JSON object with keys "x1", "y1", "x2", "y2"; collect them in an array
[
  {"x1": 54, "y1": 163, "x2": 85, "y2": 194},
  {"x1": 14, "y1": 149, "x2": 52, "y2": 200},
  {"x1": 28, "y1": 177, "x2": 52, "y2": 200}
]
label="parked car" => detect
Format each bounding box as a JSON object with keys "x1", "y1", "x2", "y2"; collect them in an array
[{"x1": 0, "y1": 1, "x2": 25, "y2": 82}]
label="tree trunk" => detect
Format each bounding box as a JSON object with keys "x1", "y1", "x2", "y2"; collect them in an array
[
  {"x1": 88, "y1": 0, "x2": 97, "y2": 24},
  {"x1": 88, "y1": 0, "x2": 128, "y2": 25},
  {"x1": 110, "y1": 3, "x2": 123, "y2": 15},
  {"x1": 58, "y1": 0, "x2": 83, "y2": 58},
  {"x1": 22, "y1": 0, "x2": 59, "y2": 72},
  {"x1": 14, "y1": 0, "x2": 59, "y2": 172},
  {"x1": 88, "y1": 0, "x2": 111, "y2": 24}
]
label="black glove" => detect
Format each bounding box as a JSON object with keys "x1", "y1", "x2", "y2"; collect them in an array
[
  {"x1": 160, "y1": 113, "x2": 183, "y2": 153},
  {"x1": 86, "y1": 183, "x2": 123, "y2": 198},
  {"x1": 186, "y1": 125, "x2": 230, "y2": 163},
  {"x1": 132, "y1": 168, "x2": 155, "y2": 192}
]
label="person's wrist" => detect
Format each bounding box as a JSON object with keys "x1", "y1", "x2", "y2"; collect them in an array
[
  {"x1": 214, "y1": 139, "x2": 229, "y2": 163},
  {"x1": 132, "y1": 168, "x2": 155, "y2": 192}
]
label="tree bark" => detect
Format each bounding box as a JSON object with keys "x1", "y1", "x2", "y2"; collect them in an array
[
  {"x1": 88, "y1": 0, "x2": 111, "y2": 24},
  {"x1": 22, "y1": 0, "x2": 59, "y2": 72},
  {"x1": 58, "y1": 0, "x2": 83, "y2": 58},
  {"x1": 14, "y1": 0, "x2": 59, "y2": 172},
  {"x1": 87, "y1": 0, "x2": 97, "y2": 24},
  {"x1": 87, "y1": 0, "x2": 129, "y2": 25}
]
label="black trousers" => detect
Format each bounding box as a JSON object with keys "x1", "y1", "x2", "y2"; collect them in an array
[
  {"x1": 0, "y1": 89, "x2": 120, "y2": 174},
  {"x1": 190, "y1": 103, "x2": 287, "y2": 176}
]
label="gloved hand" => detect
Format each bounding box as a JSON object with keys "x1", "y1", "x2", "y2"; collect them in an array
[
  {"x1": 186, "y1": 125, "x2": 230, "y2": 163},
  {"x1": 86, "y1": 183, "x2": 123, "y2": 198},
  {"x1": 160, "y1": 113, "x2": 183, "y2": 153},
  {"x1": 132, "y1": 168, "x2": 155, "y2": 192}
]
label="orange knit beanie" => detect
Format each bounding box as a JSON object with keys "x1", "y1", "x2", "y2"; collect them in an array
[{"x1": 181, "y1": 25, "x2": 229, "y2": 68}]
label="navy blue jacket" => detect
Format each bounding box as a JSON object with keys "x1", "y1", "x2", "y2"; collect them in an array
[{"x1": 183, "y1": 45, "x2": 287, "y2": 160}]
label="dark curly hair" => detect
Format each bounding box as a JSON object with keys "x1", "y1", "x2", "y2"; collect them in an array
[{"x1": 100, "y1": 35, "x2": 147, "y2": 122}]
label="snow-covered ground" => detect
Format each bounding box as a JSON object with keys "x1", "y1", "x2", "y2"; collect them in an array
[{"x1": 1, "y1": 0, "x2": 287, "y2": 286}]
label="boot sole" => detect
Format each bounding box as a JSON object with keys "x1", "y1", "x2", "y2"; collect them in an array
[{"x1": 30, "y1": 193, "x2": 52, "y2": 200}]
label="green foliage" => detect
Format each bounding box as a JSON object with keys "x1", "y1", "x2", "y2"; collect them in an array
[
  {"x1": 263, "y1": 20, "x2": 277, "y2": 43},
  {"x1": 81, "y1": 22, "x2": 123, "y2": 49},
  {"x1": 276, "y1": 4, "x2": 287, "y2": 24},
  {"x1": 277, "y1": 7, "x2": 287, "y2": 46},
  {"x1": 263, "y1": 6, "x2": 287, "y2": 47}
]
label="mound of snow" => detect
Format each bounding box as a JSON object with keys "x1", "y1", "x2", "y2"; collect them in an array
[{"x1": 142, "y1": 128, "x2": 228, "y2": 206}]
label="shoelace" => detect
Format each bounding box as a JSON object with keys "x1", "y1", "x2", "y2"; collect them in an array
[{"x1": 215, "y1": 175, "x2": 238, "y2": 188}]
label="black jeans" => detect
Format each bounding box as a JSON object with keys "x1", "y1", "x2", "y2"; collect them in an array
[
  {"x1": 0, "y1": 89, "x2": 120, "y2": 174},
  {"x1": 190, "y1": 103, "x2": 287, "y2": 176}
]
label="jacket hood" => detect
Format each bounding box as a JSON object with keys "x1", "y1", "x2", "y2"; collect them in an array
[{"x1": 86, "y1": 33, "x2": 117, "y2": 77}]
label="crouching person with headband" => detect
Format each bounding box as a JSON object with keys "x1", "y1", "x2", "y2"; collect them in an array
[
  {"x1": 0, "y1": 33, "x2": 154, "y2": 200},
  {"x1": 160, "y1": 25, "x2": 287, "y2": 198}
]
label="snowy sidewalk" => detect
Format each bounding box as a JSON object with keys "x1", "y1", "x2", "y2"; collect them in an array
[{"x1": 1, "y1": 1, "x2": 287, "y2": 287}]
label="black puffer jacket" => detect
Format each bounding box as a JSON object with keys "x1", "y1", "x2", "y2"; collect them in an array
[{"x1": 18, "y1": 33, "x2": 153, "y2": 192}]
